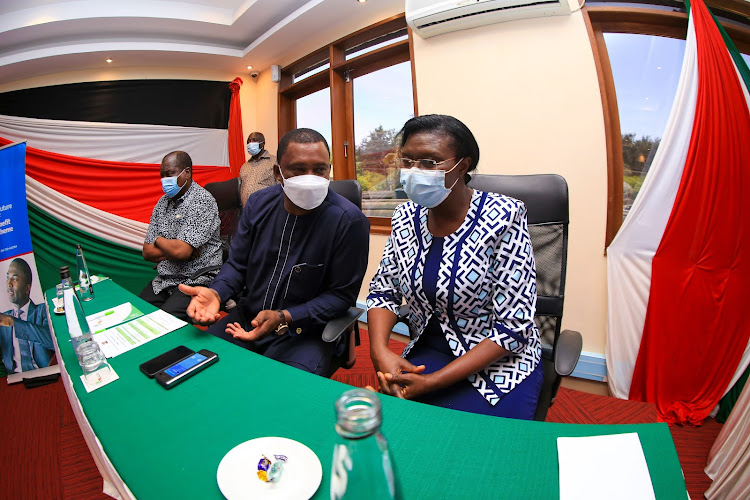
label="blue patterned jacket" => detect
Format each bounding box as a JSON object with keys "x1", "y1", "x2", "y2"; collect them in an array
[{"x1": 367, "y1": 190, "x2": 541, "y2": 405}]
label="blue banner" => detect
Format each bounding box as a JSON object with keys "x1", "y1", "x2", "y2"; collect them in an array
[
  {"x1": 0, "y1": 142, "x2": 55, "y2": 378},
  {"x1": 0, "y1": 142, "x2": 33, "y2": 259}
]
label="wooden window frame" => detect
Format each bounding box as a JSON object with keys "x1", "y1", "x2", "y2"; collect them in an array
[
  {"x1": 583, "y1": 3, "x2": 750, "y2": 249},
  {"x1": 278, "y1": 14, "x2": 419, "y2": 235}
]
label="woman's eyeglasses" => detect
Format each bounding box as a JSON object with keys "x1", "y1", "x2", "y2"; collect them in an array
[{"x1": 397, "y1": 157, "x2": 457, "y2": 170}]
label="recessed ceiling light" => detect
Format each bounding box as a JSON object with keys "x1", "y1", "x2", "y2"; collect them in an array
[
  {"x1": 657, "y1": 66, "x2": 662, "y2": 70},
  {"x1": 358, "y1": 0, "x2": 367, "y2": 3},
  {"x1": 106, "y1": 58, "x2": 113, "y2": 63},
  {"x1": 247, "y1": 65, "x2": 253, "y2": 70}
]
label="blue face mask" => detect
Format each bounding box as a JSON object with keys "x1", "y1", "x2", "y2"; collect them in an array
[
  {"x1": 247, "y1": 142, "x2": 262, "y2": 156},
  {"x1": 161, "y1": 169, "x2": 187, "y2": 198},
  {"x1": 400, "y1": 159, "x2": 462, "y2": 208}
]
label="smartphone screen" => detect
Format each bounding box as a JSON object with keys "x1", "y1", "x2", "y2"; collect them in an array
[{"x1": 163, "y1": 352, "x2": 208, "y2": 377}]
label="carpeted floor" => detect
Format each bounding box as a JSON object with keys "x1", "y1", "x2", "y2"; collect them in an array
[{"x1": 0, "y1": 328, "x2": 723, "y2": 499}]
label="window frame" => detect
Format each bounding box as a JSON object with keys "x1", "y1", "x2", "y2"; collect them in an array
[
  {"x1": 278, "y1": 14, "x2": 418, "y2": 235},
  {"x1": 583, "y1": 3, "x2": 750, "y2": 249}
]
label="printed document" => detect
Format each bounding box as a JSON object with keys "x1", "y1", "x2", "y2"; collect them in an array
[{"x1": 94, "y1": 309, "x2": 187, "y2": 358}]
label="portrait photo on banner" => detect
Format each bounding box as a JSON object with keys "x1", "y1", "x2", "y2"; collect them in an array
[
  {"x1": 0, "y1": 253, "x2": 55, "y2": 377},
  {"x1": 0, "y1": 141, "x2": 56, "y2": 380}
]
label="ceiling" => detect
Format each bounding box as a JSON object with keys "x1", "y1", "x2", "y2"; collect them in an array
[{"x1": 0, "y1": 0, "x2": 406, "y2": 85}]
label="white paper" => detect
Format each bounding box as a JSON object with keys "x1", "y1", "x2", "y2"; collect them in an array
[
  {"x1": 557, "y1": 432, "x2": 656, "y2": 500},
  {"x1": 86, "y1": 302, "x2": 144, "y2": 333},
  {"x1": 80, "y1": 365, "x2": 120, "y2": 393},
  {"x1": 94, "y1": 309, "x2": 187, "y2": 358}
]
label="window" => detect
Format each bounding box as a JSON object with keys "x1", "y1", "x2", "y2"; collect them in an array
[
  {"x1": 295, "y1": 88, "x2": 333, "y2": 175},
  {"x1": 603, "y1": 33, "x2": 685, "y2": 219},
  {"x1": 279, "y1": 15, "x2": 417, "y2": 232},
  {"x1": 353, "y1": 61, "x2": 414, "y2": 217},
  {"x1": 585, "y1": 2, "x2": 750, "y2": 246}
]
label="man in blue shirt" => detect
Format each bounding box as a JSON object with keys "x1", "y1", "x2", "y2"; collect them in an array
[{"x1": 180, "y1": 129, "x2": 369, "y2": 375}]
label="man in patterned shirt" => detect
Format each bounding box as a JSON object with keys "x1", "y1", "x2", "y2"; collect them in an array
[
  {"x1": 239, "y1": 131, "x2": 278, "y2": 206},
  {"x1": 139, "y1": 151, "x2": 223, "y2": 321}
]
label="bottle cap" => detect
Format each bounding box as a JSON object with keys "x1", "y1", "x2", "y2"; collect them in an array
[
  {"x1": 60, "y1": 266, "x2": 70, "y2": 279},
  {"x1": 76, "y1": 244, "x2": 82, "y2": 250}
]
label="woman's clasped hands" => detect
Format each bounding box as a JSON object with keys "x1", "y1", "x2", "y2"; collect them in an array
[{"x1": 367, "y1": 347, "x2": 433, "y2": 400}]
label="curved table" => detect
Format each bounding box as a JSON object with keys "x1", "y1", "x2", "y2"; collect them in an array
[{"x1": 47, "y1": 280, "x2": 687, "y2": 499}]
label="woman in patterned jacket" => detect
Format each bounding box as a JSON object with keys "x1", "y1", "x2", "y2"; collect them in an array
[{"x1": 367, "y1": 114, "x2": 542, "y2": 419}]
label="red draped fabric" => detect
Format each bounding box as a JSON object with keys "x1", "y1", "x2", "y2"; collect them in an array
[
  {"x1": 227, "y1": 77, "x2": 245, "y2": 177},
  {"x1": 1, "y1": 137, "x2": 231, "y2": 223},
  {"x1": 629, "y1": 0, "x2": 750, "y2": 425}
]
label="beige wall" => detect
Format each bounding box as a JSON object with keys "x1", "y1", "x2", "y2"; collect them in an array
[
  {"x1": 246, "y1": 70, "x2": 279, "y2": 156},
  {"x1": 360, "y1": 12, "x2": 609, "y2": 355}
]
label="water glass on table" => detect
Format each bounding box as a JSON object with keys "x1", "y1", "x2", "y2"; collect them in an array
[
  {"x1": 77, "y1": 342, "x2": 111, "y2": 385},
  {"x1": 54, "y1": 283, "x2": 65, "y2": 313}
]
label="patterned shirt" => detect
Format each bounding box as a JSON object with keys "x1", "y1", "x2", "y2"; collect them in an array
[
  {"x1": 239, "y1": 151, "x2": 278, "y2": 206},
  {"x1": 145, "y1": 181, "x2": 223, "y2": 294},
  {"x1": 367, "y1": 190, "x2": 541, "y2": 405}
]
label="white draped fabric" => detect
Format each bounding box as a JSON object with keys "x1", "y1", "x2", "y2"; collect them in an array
[
  {"x1": 26, "y1": 176, "x2": 147, "y2": 250},
  {"x1": 0, "y1": 114, "x2": 228, "y2": 165},
  {"x1": 705, "y1": 380, "x2": 750, "y2": 499}
]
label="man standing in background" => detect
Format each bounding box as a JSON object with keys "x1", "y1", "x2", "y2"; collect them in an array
[{"x1": 239, "y1": 131, "x2": 278, "y2": 206}]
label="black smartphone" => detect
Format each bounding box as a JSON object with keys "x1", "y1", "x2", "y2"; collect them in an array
[
  {"x1": 154, "y1": 349, "x2": 219, "y2": 389},
  {"x1": 139, "y1": 345, "x2": 194, "y2": 378}
]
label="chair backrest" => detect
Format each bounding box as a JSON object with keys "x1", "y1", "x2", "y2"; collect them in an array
[
  {"x1": 204, "y1": 177, "x2": 241, "y2": 212},
  {"x1": 467, "y1": 174, "x2": 569, "y2": 353},
  {"x1": 203, "y1": 177, "x2": 242, "y2": 262},
  {"x1": 329, "y1": 179, "x2": 363, "y2": 210},
  {"x1": 324, "y1": 179, "x2": 364, "y2": 375}
]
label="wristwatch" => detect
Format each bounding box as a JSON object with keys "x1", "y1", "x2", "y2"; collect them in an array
[{"x1": 274, "y1": 310, "x2": 289, "y2": 335}]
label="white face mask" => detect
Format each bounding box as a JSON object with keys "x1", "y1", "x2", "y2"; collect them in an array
[
  {"x1": 400, "y1": 159, "x2": 462, "y2": 208},
  {"x1": 279, "y1": 169, "x2": 330, "y2": 210}
]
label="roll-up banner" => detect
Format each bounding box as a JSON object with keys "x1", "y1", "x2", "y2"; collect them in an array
[{"x1": 0, "y1": 142, "x2": 56, "y2": 380}]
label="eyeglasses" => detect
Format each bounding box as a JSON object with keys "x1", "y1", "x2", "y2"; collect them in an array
[{"x1": 397, "y1": 157, "x2": 458, "y2": 170}]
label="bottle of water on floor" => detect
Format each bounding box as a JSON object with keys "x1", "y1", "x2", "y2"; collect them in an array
[
  {"x1": 75, "y1": 244, "x2": 94, "y2": 301},
  {"x1": 331, "y1": 389, "x2": 396, "y2": 500},
  {"x1": 60, "y1": 266, "x2": 93, "y2": 353}
]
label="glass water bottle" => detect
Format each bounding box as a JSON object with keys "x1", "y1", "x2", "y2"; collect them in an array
[
  {"x1": 330, "y1": 389, "x2": 396, "y2": 500},
  {"x1": 60, "y1": 266, "x2": 93, "y2": 353}
]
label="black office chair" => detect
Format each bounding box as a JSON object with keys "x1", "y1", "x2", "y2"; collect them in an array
[
  {"x1": 188, "y1": 177, "x2": 242, "y2": 285},
  {"x1": 322, "y1": 179, "x2": 366, "y2": 376},
  {"x1": 204, "y1": 177, "x2": 242, "y2": 263},
  {"x1": 397, "y1": 174, "x2": 582, "y2": 421}
]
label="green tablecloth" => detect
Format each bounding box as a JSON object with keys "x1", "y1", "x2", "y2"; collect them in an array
[{"x1": 48, "y1": 280, "x2": 687, "y2": 499}]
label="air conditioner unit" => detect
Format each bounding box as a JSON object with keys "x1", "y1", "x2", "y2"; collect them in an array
[{"x1": 406, "y1": 0, "x2": 583, "y2": 39}]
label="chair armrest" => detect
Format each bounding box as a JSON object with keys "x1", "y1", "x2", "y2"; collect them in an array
[
  {"x1": 322, "y1": 307, "x2": 364, "y2": 343},
  {"x1": 397, "y1": 304, "x2": 409, "y2": 325},
  {"x1": 554, "y1": 329, "x2": 583, "y2": 377},
  {"x1": 188, "y1": 265, "x2": 222, "y2": 281}
]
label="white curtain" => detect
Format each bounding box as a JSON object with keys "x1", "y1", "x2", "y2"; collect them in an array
[
  {"x1": 705, "y1": 380, "x2": 750, "y2": 499},
  {"x1": 0, "y1": 114, "x2": 228, "y2": 165}
]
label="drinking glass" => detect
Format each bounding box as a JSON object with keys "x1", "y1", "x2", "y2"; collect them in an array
[
  {"x1": 77, "y1": 342, "x2": 111, "y2": 385},
  {"x1": 55, "y1": 283, "x2": 65, "y2": 312}
]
